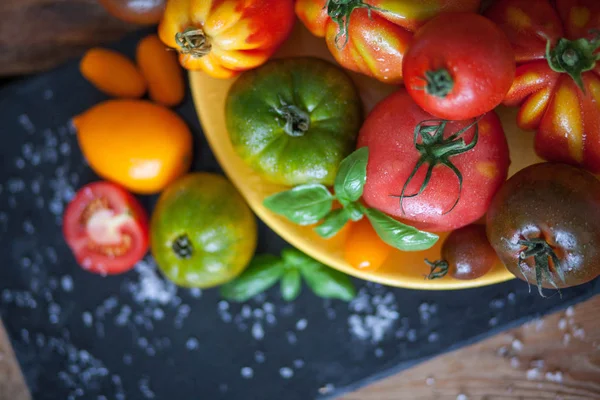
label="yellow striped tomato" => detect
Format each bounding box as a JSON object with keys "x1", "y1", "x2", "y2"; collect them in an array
[
  {"x1": 295, "y1": 0, "x2": 481, "y2": 83},
  {"x1": 159, "y1": 0, "x2": 295, "y2": 79}
]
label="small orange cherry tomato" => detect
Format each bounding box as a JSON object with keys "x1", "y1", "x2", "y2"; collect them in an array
[
  {"x1": 136, "y1": 34, "x2": 185, "y2": 107},
  {"x1": 73, "y1": 100, "x2": 193, "y2": 194},
  {"x1": 80, "y1": 48, "x2": 147, "y2": 98},
  {"x1": 344, "y1": 218, "x2": 392, "y2": 272}
]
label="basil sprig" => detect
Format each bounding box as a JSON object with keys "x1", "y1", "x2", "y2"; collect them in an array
[
  {"x1": 263, "y1": 148, "x2": 439, "y2": 251},
  {"x1": 220, "y1": 248, "x2": 356, "y2": 302}
]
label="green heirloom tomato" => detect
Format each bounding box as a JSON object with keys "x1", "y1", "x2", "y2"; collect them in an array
[
  {"x1": 225, "y1": 57, "x2": 362, "y2": 186},
  {"x1": 151, "y1": 173, "x2": 257, "y2": 288}
]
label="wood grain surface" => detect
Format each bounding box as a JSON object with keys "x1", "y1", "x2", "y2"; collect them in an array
[{"x1": 0, "y1": 0, "x2": 135, "y2": 76}]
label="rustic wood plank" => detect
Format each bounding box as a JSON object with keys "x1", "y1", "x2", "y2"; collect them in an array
[
  {"x1": 0, "y1": 0, "x2": 137, "y2": 76},
  {"x1": 0, "y1": 321, "x2": 30, "y2": 400},
  {"x1": 344, "y1": 295, "x2": 600, "y2": 400}
]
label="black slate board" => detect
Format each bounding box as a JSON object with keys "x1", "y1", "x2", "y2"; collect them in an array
[{"x1": 1, "y1": 29, "x2": 599, "y2": 400}]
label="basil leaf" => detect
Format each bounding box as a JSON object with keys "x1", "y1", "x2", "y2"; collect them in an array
[
  {"x1": 346, "y1": 202, "x2": 364, "y2": 221},
  {"x1": 263, "y1": 184, "x2": 334, "y2": 225},
  {"x1": 314, "y1": 208, "x2": 351, "y2": 239},
  {"x1": 300, "y1": 261, "x2": 356, "y2": 301},
  {"x1": 280, "y1": 268, "x2": 302, "y2": 301},
  {"x1": 220, "y1": 255, "x2": 285, "y2": 302},
  {"x1": 281, "y1": 247, "x2": 314, "y2": 268},
  {"x1": 334, "y1": 147, "x2": 369, "y2": 205},
  {"x1": 364, "y1": 207, "x2": 439, "y2": 251}
]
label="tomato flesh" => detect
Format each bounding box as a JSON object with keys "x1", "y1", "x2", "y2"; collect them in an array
[{"x1": 63, "y1": 182, "x2": 149, "y2": 275}]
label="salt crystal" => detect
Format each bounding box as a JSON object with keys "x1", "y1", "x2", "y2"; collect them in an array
[
  {"x1": 318, "y1": 384, "x2": 335, "y2": 394},
  {"x1": 251, "y1": 322, "x2": 264, "y2": 340},
  {"x1": 152, "y1": 308, "x2": 164, "y2": 321},
  {"x1": 573, "y1": 327, "x2": 585, "y2": 339},
  {"x1": 425, "y1": 376, "x2": 435, "y2": 386},
  {"x1": 131, "y1": 258, "x2": 176, "y2": 305},
  {"x1": 286, "y1": 331, "x2": 298, "y2": 345},
  {"x1": 23, "y1": 220, "x2": 35, "y2": 234},
  {"x1": 241, "y1": 305, "x2": 252, "y2": 319},
  {"x1": 511, "y1": 338, "x2": 523, "y2": 352},
  {"x1": 263, "y1": 302, "x2": 275, "y2": 313},
  {"x1": 456, "y1": 394, "x2": 468, "y2": 400},
  {"x1": 530, "y1": 359, "x2": 545, "y2": 368},
  {"x1": 296, "y1": 318, "x2": 308, "y2": 331},
  {"x1": 253, "y1": 308, "x2": 264, "y2": 319},
  {"x1": 18, "y1": 114, "x2": 35, "y2": 134},
  {"x1": 558, "y1": 318, "x2": 567, "y2": 331},
  {"x1": 565, "y1": 306, "x2": 575, "y2": 317},
  {"x1": 82, "y1": 312, "x2": 93, "y2": 327},
  {"x1": 374, "y1": 348, "x2": 384, "y2": 358},
  {"x1": 186, "y1": 337, "x2": 199, "y2": 350},
  {"x1": 254, "y1": 351, "x2": 265, "y2": 364},
  {"x1": 407, "y1": 329, "x2": 417, "y2": 342},
  {"x1": 139, "y1": 377, "x2": 155, "y2": 399},
  {"x1": 490, "y1": 298, "x2": 506, "y2": 309},
  {"x1": 293, "y1": 359, "x2": 304, "y2": 368},
  {"x1": 15, "y1": 158, "x2": 25, "y2": 169},
  {"x1": 279, "y1": 367, "x2": 293, "y2": 379},
  {"x1": 241, "y1": 367, "x2": 253, "y2": 379},
  {"x1": 428, "y1": 332, "x2": 439, "y2": 343},
  {"x1": 265, "y1": 313, "x2": 276, "y2": 326},
  {"x1": 189, "y1": 288, "x2": 202, "y2": 298},
  {"x1": 489, "y1": 317, "x2": 498, "y2": 327},
  {"x1": 61, "y1": 275, "x2": 73, "y2": 292},
  {"x1": 496, "y1": 346, "x2": 509, "y2": 357},
  {"x1": 563, "y1": 333, "x2": 571, "y2": 346},
  {"x1": 526, "y1": 367, "x2": 542, "y2": 380},
  {"x1": 123, "y1": 354, "x2": 132, "y2": 365},
  {"x1": 545, "y1": 371, "x2": 563, "y2": 383},
  {"x1": 510, "y1": 357, "x2": 520, "y2": 369}
]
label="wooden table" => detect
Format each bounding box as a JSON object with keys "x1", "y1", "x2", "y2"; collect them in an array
[{"x1": 1, "y1": 1, "x2": 600, "y2": 399}]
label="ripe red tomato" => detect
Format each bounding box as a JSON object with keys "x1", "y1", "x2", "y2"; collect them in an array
[
  {"x1": 63, "y1": 182, "x2": 149, "y2": 275},
  {"x1": 403, "y1": 12, "x2": 515, "y2": 120},
  {"x1": 295, "y1": 0, "x2": 481, "y2": 84},
  {"x1": 426, "y1": 224, "x2": 497, "y2": 280},
  {"x1": 357, "y1": 89, "x2": 510, "y2": 232},
  {"x1": 486, "y1": 0, "x2": 600, "y2": 173}
]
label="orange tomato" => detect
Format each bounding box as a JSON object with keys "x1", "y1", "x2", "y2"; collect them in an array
[
  {"x1": 136, "y1": 34, "x2": 185, "y2": 107},
  {"x1": 80, "y1": 48, "x2": 147, "y2": 98},
  {"x1": 344, "y1": 218, "x2": 392, "y2": 272},
  {"x1": 73, "y1": 100, "x2": 193, "y2": 194}
]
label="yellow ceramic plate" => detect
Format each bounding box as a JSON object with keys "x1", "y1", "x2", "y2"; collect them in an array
[{"x1": 190, "y1": 23, "x2": 542, "y2": 290}]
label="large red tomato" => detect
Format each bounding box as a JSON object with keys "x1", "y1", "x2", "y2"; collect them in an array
[
  {"x1": 159, "y1": 0, "x2": 295, "y2": 78},
  {"x1": 357, "y1": 89, "x2": 510, "y2": 232},
  {"x1": 63, "y1": 182, "x2": 149, "y2": 275},
  {"x1": 486, "y1": 0, "x2": 600, "y2": 173},
  {"x1": 403, "y1": 12, "x2": 515, "y2": 120},
  {"x1": 295, "y1": 0, "x2": 481, "y2": 84}
]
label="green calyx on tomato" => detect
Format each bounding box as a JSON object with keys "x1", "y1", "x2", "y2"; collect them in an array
[
  {"x1": 220, "y1": 248, "x2": 356, "y2": 302},
  {"x1": 424, "y1": 259, "x2": 449, "y2": 280},
  {"x1": 546, "y1": 31, "x2": 600, "y2": 92},
  {"x1": 393, "y1": 118, "x2": 480, "y2": 215},
  {"x1": 517, "y1": 237, "x2": 565, "y2": 297},
  {"x1": 264, "y1": 148, "x2": 439, "y2": 251},
  {"x1": 175, "y1": 27, "x2": 211, "y2": 58},
  {"x1": 422, "y1": 69, "x2": 454, "y2": 98},
  {"x1": 272, "y1": 98, "x2": 311, "y2": 137},
  {"x1": 326, "y1": 0, "x2": 386, "y2": 49}
]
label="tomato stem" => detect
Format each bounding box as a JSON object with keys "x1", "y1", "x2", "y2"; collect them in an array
[
  {"x1": 172, "y1": 234, "x2": 193, "y2": 259},
  {"x1": 423, "y1": 69, "x2": 454, "y2": 98},
  {"x1": 546, "y1": 29, "x2": 600, "y2": 93},
  {"x1": 273, "y1": 97, "x2": 311, "y2": 137},
  {"x1": 518, "y1": 238, "x2": 565, "y2": 298},
  {"x1": 390, "y1": 118, "x2": 480, "y2": 215},
  {"x1": 325, "y1": 0, "x2": 386, "y2": 49},
  {"x1": 424, "y1": 259, "x2": 449, "y2": 280},
  {"x1": 175, "y1": 27, "x2": 211, "y2": 58}
]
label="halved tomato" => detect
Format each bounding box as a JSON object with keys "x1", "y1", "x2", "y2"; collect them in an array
[{"x1": 63, "y1": 181, "x2": 149, "y2": 275}]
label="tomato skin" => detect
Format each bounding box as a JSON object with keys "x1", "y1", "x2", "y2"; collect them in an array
[
  {"x1": 63, "y1": 182, "x2": 149, "y2": 275},
  {"x1": 438, "y1": 224, "x2": 496, "y2": 280},
  {"x1": 403, "y1": 13, "x2": 515, "y2": 120},
  {"x1": 357, "y1": 89, "x2": 510, "y2": 232},
  {"x1": 486, "y1": 0, "x2": 600, "y2": 173},
  {"x1": 486, "y1": 163, "x2": 600, "y2": 290},
  {"x1": 295, "y1": 0, "x2": 481, "y2": 83},
  {"x1": 158, "y1": 0, "x2": 295, "y2": 78},
  {"x1": 344, "y1": 218, "x2": 391, "y2": 272},
  {"x1": 98, "y1": 0, "x2": 165, "y2": 25}
]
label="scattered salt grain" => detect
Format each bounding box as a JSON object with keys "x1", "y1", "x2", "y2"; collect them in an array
[
  {"x1": 123, "y1": 354, "x2": 132, "y2": 365},
  {"x1": 511, "y1": 338, "x2": 523, "y2": 352},
  {"x1": 563, "y1": 333, "x2": 571, "y2": 346},
  {"x1": 286, "y1": 331, "x2": 298, "y2": 345},
  {"x1": 507, "y1": 292, "x2": 516, "y2": 304},
  {"x1": 530, "y1": 359, "x2": 545, "y2": 368},
  {"x1": 428, "y1": 332, "x2": 439, "y2": 343},
  {"x1": 18, "y1": 114, "x2": 35, "y2": 134},
  {"x1": 82, "y1": 312, "x2": 93, "y2": 327},
  {"x1": 279, "y1": 367, "x2": 293, "y2": 379},
  {"x1": 61, "y1": 275, "x2": 73, "y2": 292},
  {"x1": 293, "y1": 359, "x2": 304, "y2": 368},
  {"x1": 456, "y1": 394, "x2": 468, "y2": 400},
  {"x1": 318, "y1": 384, "x2": 335, "y2": 395},
  {"x1": 565, "y1": 306, "x2": 575, "y2": 317},
  {"x1": 139, "y1": 377, "x2": 155, "y2": 399},
  {"x1": 263, "y1": 302, "x2": 274, "y2": 313},
  {"x1": 573, "y1": 326, "x2": 585, "y2": 339},
  {"x1": 558, "y1": 318, "x2": 567, "y2": 331},
  {"x1": 425, "y1": 376, "x2": 435, "y2": 386},
  {"x1": 241, "y1": 367, "x2": 253, "y2": 379},
  {"x1": 489, "y1": 317, "x2": 498, "y2": 327},
  {"x1": 407, "y1": 329, "x2": 417, "y2": 342},
  {"x1": 186, "y1": 337, "x2": 199, "y2": 350},
  {"x1": 254, "y1": 351, "x2": 266, "y2": 364},
  {"x1": 253, "y1": 308, "x2": 264, "y2": 319},
  {"x1": 374, "y1": 348, "x2": 384, "y2": 358},
  {"x1": 296, "y1": 318, "x2": 308, "y2": 331},
  {"x1": 545, "y1": 371, "x2": 563, "y2": 383},
  {"x1": 496, "y1": 346, "x2": 509, "y2": 357},
  {"x1": 189, "y1": 288, "x2": 202, "y2": 298},
  {"x1": 251, "y1": 322, "x2": 264, "y2": 340},
  {"x1": 348, "y1": 285, "x2": 398, "y2": 343},
  {"x1": 510, "y1": 357, "x2": 520, "y2": 369},
  {"x1": 218, "y1": 301, "x2": 229, "y2": 311},
  {"x1": 130, "y1": 258, "x2": 177, "y2": 305},
  {"x1": 526, "y1": 367, "x2": 542, "y2": 380}
]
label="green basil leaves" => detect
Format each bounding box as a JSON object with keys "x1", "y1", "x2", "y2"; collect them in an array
[
  {"x1": 264, "y1": 148, "x2": 439, "y2": 251},
  {"x1": 220, "y1": 248, "x2": 356, "y2": 303}
]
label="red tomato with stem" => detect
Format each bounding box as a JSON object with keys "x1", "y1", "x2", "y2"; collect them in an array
[
  {"x1": 403, "y1": 12, "x2": 515, "y2": 120},
  {"x1": 63, "y1": 182, "x2": 149, "y2": 275},
  {"x1": 295, "y1": 0, "x2": 481, "y2": 84},
  {"x1": 357, "y1": 89, "x2": 510, "y2": 232},
  {"x1": 486, "y1": 0, "x2": 600, "y2": 173}
]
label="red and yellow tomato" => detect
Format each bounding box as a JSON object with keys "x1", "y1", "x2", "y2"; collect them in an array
[
  {"x1": 159, "y1": 0, "x2": 295, "y2": 78},
  {"x1": 295, "y1": 0, "x2": 481, "y2": 83},
  {"x1": 486, "y1": 0, "x2": 600, "y2": 173}
]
